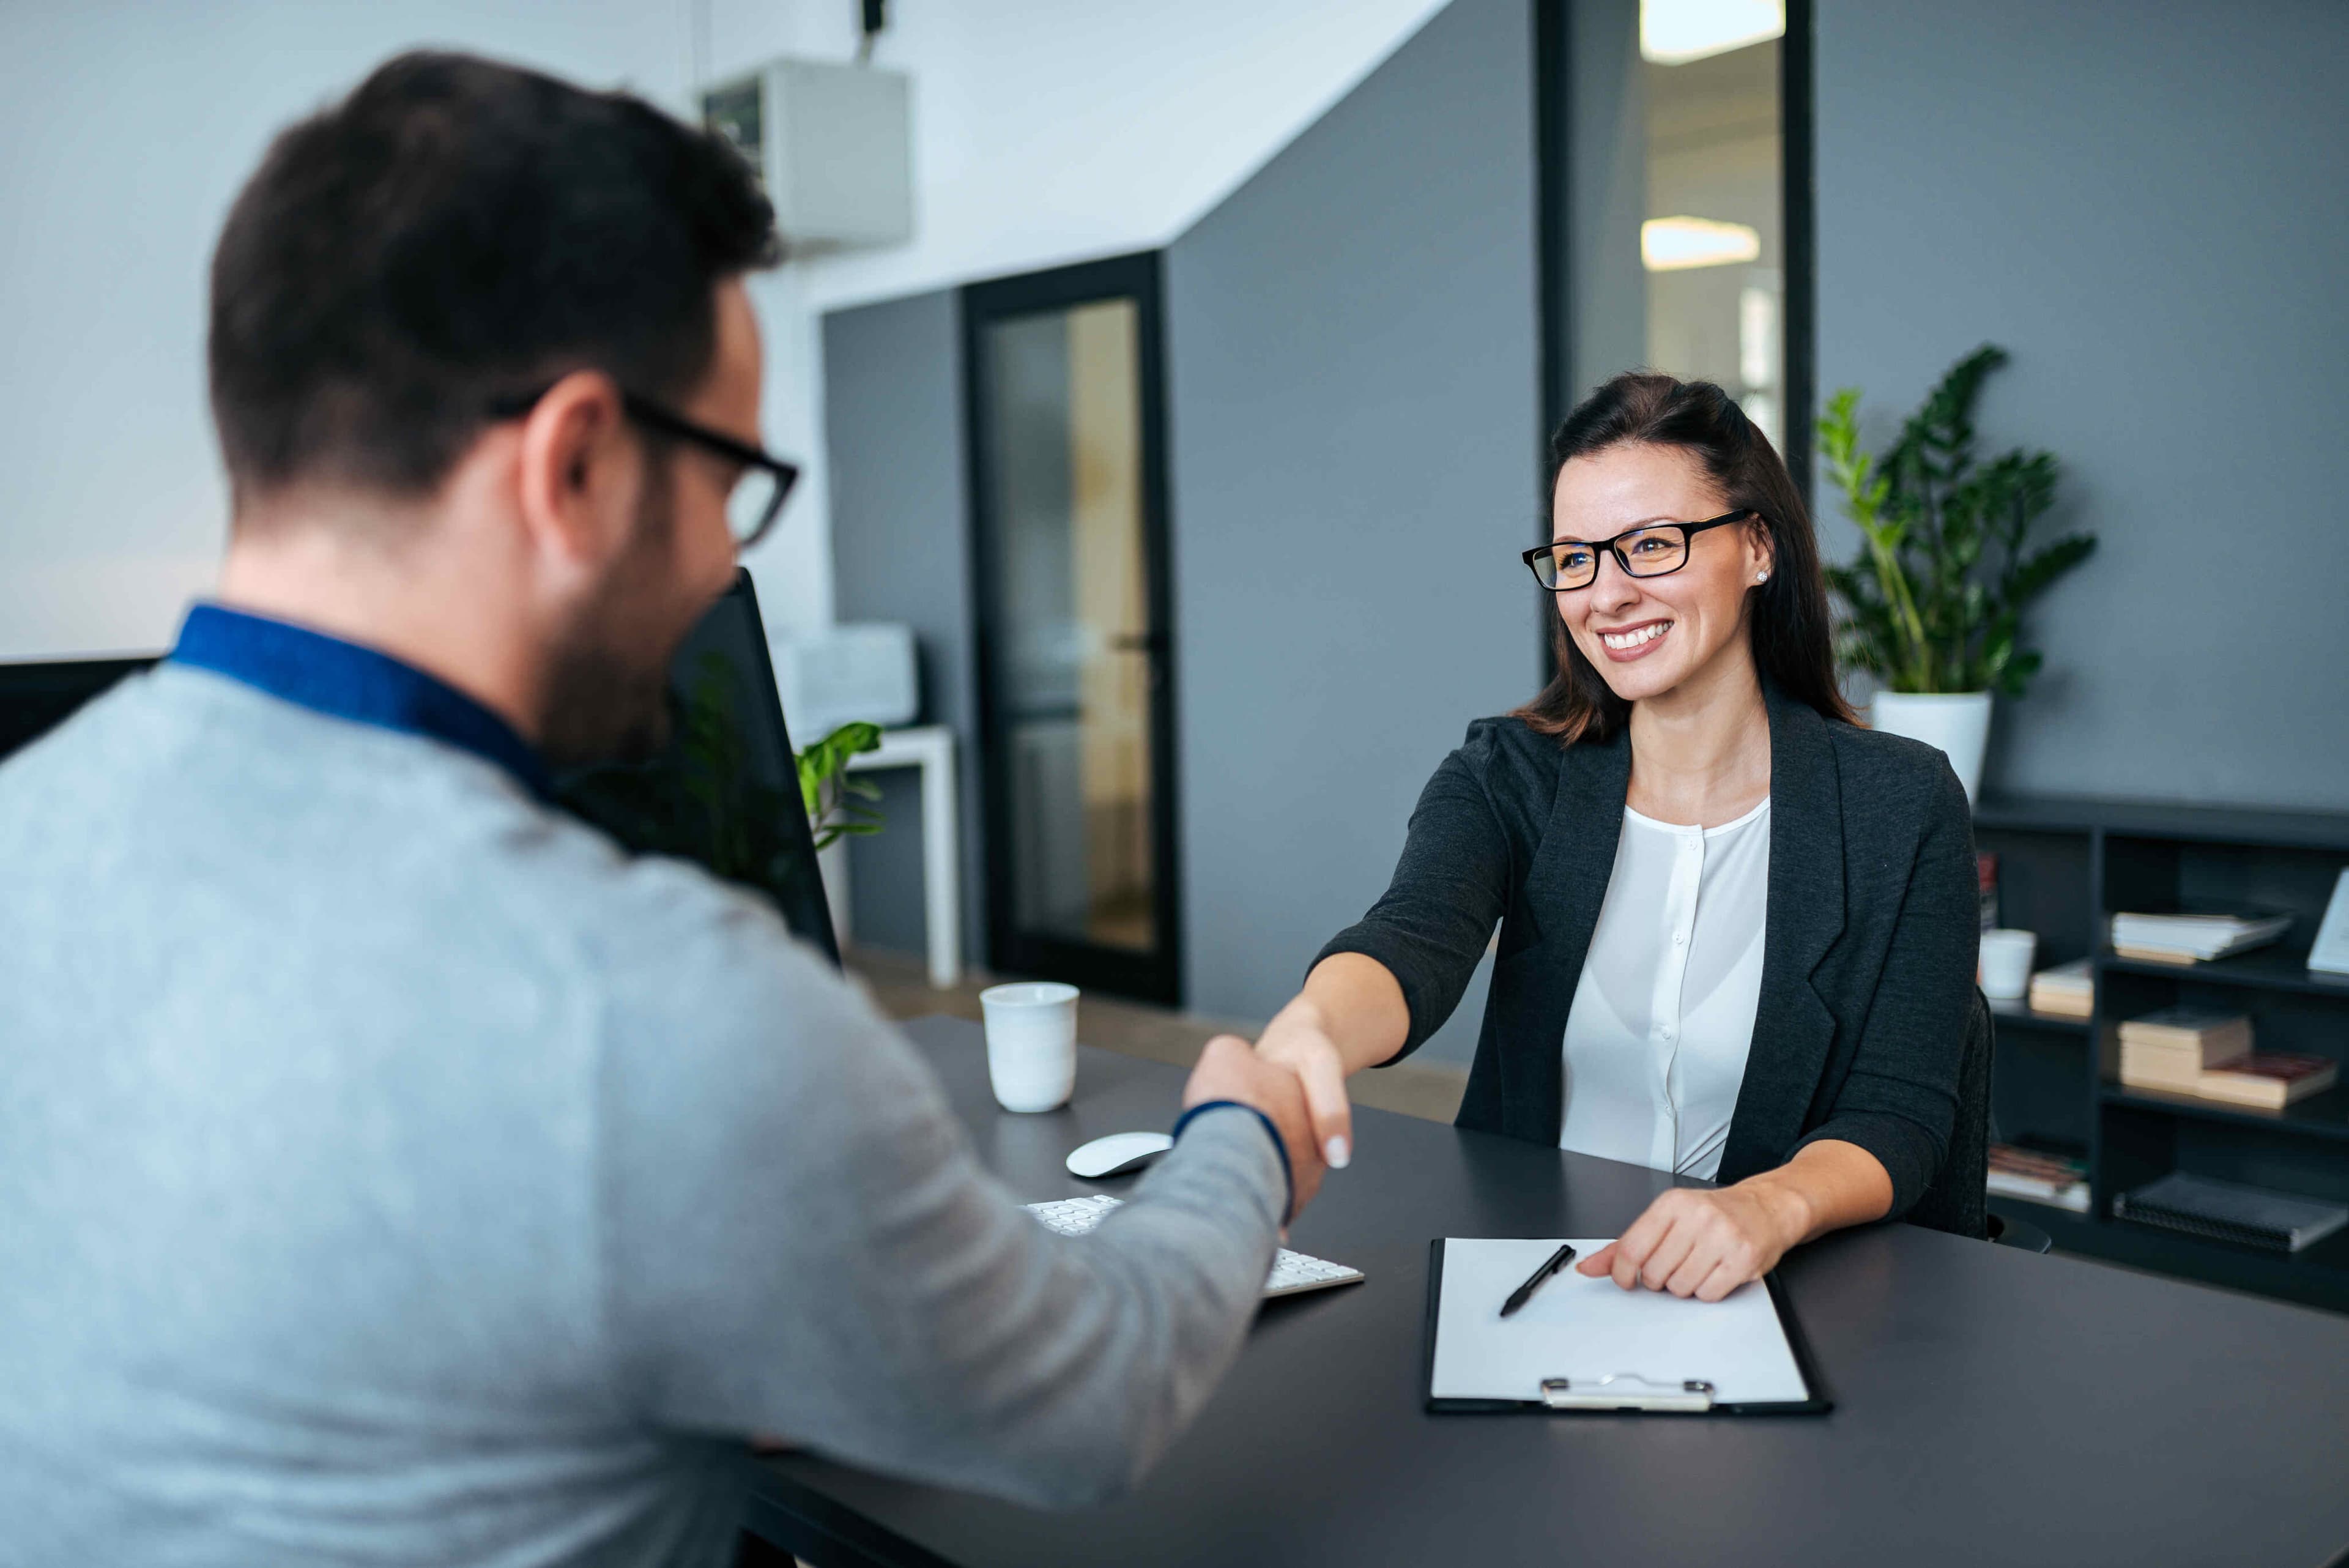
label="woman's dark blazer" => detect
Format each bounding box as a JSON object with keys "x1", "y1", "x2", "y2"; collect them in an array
[{"x1": 1317, "y1": 685, "x2": 1982, "y2": 1227}]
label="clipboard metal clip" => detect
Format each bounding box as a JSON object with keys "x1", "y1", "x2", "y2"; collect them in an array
[{"x1": 1538, "y1": 1373, "x2": 1716, "y2": 1412}]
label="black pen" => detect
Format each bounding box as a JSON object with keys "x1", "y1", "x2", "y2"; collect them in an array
[{"x1": 1498, "y1": 1243, "x2": 1578, "y2": 1318}]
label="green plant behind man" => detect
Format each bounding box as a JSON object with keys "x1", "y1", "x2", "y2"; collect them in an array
[
  {"x1": 1817, "y1": 345, "x2": 2096, "y2": 696},
  {"x1": 796, "y1": 719, "x2": 885, "y2": 852}
]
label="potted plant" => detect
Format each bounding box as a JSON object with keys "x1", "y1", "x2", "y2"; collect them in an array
[{"x1": 1817, "y1": 346, "x2": 2096, "y2": 801}]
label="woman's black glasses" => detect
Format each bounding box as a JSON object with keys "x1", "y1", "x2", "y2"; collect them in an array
[
  {"x1": 1521, "y1": 510, "x2": 1753, "y2": 591},
  {"x1": 488, "y1": 387, "x2": 801, "y2": 552}
]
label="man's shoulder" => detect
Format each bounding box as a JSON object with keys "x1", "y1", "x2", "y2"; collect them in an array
[{"x1": 4, "y1": 661, "x2": 830, "y2": 1001}]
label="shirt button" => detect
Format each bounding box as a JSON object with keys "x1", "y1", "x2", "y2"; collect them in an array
[{"x1": 1674, "y1": 932, "x2": 1687, "y2": 945}]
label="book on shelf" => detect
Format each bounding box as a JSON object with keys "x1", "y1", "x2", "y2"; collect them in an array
[
  {"x1": 2112, "y1": 1172, "x2": 2348, "y2": 1254},
  {"x1": 2025, "y1": 957, "x2": 2093, "y2": 1018},
  {"x1": 2117, "y1": 1006, "x2": 2252, "y2": 1062},
  {"x1": 1985, "y1": 1143, "x2": 2089, "y2": 1212},
  {"x1": 2109, "y1": 910, "x2": 2292, "y2": 965},
  {"x1": 2191, "y1": 1053, "x2": 2339, "y2": 1109}
]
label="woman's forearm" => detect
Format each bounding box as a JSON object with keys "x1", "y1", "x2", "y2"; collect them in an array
[
  {"x1": 1251, "y1": 954, "x2": 1411, "y2": 1169},
  {"x1": 1279, "y1": 953, "x2": 1411, "y2": 1077},
  {"x1": 1736, "y1": 1138, "x2": 1894, "y2": 1247}
]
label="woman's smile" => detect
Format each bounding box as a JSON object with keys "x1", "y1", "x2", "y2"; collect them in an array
[{"x1": 1596, "y1": 617, "x2": 1674, "y2": 660}]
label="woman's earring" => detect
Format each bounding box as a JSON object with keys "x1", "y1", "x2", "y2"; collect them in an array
[{"x1": 1756, "y1": 570, "x2": 1770, "y2": 583}]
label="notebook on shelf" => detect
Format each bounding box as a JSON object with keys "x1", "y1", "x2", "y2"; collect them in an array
[
  {"x1": 2109, "y1": 910, "x2": 2291, "y2": 965},
  {"x1": 2112, "y1": 1173, "x2": 2348, "y2": 1254}
]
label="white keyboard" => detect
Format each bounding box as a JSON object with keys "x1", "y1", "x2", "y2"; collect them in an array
[{"x1": 1025, "y1": 1194, "x2": 1365, "y2": 1299}]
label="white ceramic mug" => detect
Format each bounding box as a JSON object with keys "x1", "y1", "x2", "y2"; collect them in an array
[
  {"x1": 1980, "y1": 928, "x2": 2038, "y2": 1001},
  {"x1": 978, "y1": 981, "x2": 1079, "y2": 1113}
]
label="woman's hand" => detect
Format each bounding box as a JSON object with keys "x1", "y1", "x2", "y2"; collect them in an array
[
  {"x1": 1576, "y1": 1142, "x2": 1891, "y2": 1301},
  {"x1": 1576, "y1": 1181, "x2": 1808, "y2": 1302},
  {"x1": 1250, "y1": 1000, "x2": 1355, "y2": 1171}
]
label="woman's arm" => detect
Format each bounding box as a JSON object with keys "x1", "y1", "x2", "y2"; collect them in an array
[
  {"x1": 1576, "y1": 1140, "x2": 1892, "y2": 1301},
  {"x1": 1583, "y1": 757, "x2": 1979, "y2": 1298}
]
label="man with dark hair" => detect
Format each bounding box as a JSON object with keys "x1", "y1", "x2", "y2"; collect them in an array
[{"x1": 0, "y1": 52, "x2": 1321, "y2": 1566}]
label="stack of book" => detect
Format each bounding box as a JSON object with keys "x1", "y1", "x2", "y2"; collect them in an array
[
  {"x1": 2025, "y1": 958, "x2": 2093, "y2": 1018},
  {"x1": 2110, "y1": 910, "x2": 2292, "y2": 965},
  {"x1": 1986, "y1": 1143, "x2": 2089, "y2": 1212},
  {"x1": 2115, "y1": 1006, "x2": 2339, "y2": 1109},
  {"x1": 2117, "y1": 1006, "x2": 2252, "y2": 1088}
]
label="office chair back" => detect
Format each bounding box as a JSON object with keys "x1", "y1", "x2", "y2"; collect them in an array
[{"x1": 1904, "y1": 989, "x2": 1992, "y2": 1240}]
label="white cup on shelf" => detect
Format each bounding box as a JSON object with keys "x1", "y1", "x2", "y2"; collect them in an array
[
  {"x1": 1980, "y1": 929, "x2": 2038, "y2": 1001},
  {"x1": 978, "y1": 981, "x2": 1080, "y2": 1112}
]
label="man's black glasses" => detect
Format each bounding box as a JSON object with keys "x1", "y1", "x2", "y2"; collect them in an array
[
  {"x1": 488, "y1": 386, "x2": 801, "y2": 552},
  {"x1": 1521, "y1": 510, "x2": 1754, "y2": 591}
]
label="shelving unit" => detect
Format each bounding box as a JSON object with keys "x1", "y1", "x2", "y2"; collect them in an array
[{"x1": 1975, "y1": 795, "x2": 2349, "y2": 1315}]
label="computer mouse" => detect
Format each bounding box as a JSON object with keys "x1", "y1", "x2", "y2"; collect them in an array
[{"x1": 1065, "y1": 1131, "x2": 1174, "y2": 1180}]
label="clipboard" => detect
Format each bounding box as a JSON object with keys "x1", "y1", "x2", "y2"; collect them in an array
[{"x1": 1422, "y1": 1239, "x2": 1832, "y2": 1415}]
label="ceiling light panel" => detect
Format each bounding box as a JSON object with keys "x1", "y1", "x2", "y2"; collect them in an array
[
  {"x1": 1641, "y1": 0, "x2": 1785, "y2": 65},
  {"x1": 1642, "y1": 216, "x2": 1762, "y2": 271}
]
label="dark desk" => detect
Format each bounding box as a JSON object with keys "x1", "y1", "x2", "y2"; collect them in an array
[{"x1": 749, "y1": 1016, "x2": 2349, "y2": 1568}]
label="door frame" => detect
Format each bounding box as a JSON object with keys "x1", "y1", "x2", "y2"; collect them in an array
[
  {"x1": 1532, "y1": 0, "x2": 1816, "y2": 500},
  {"x1": 960, "y1": 250, "x2": 1184, "y2": 1006}
]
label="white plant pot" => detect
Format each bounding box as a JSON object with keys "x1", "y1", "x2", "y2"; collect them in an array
[{"x1": 1870, "y1": 691, "x2": 1993, "y2": 804}]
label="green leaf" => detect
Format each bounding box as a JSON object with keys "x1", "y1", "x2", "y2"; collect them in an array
[
  {"x1": 2005, "y1": 533, "x2": 2097, "y2": 607},
  {"x1": 796, "y1": 719, "x2": 889, "y2": 845}
]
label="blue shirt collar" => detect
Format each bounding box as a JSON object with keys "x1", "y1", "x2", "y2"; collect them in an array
[{"x1": 169, "y1": 603, "x2": 555, "y2": 800}]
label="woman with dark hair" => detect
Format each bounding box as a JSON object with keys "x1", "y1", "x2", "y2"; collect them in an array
[{"x1": 1248, "y1": 371, "x2": 1983, "y2": 1300}]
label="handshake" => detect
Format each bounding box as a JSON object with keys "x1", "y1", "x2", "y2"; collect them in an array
[{"x1": 1178, "y1": 1004, "x2": 1356, "y2": 1223}]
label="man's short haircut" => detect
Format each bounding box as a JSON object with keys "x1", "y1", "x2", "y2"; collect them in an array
[{"x1": 208, "y1": 51, "x2": 781, "y2": 507}]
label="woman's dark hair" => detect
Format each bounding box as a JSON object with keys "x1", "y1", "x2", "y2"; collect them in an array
[
  {"x1": 208, "y1": 51, "x2": 781, "y2": 508},
  {"x1": 1512, "y1": 371, "x2": 1855, "y2": 744}
]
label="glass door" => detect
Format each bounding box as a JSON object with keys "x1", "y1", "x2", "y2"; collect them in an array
[{"x1": 964, "y1": 253, "x2": 1180, "y2": 1005}]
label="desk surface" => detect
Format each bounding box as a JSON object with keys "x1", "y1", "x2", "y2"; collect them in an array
[{"x1": 750, "y1": 1016, "x2": 2349, "y2": 1568}]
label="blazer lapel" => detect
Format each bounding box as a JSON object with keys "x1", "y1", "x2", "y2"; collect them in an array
[
  {"x1": 1719, "y1": 689, "x2": 1847, "y2": 1183},
  {"x1": 1504, "y1": 727, "x2": 1631, "y2": 1143}
]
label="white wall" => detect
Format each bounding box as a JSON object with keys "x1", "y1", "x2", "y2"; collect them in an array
[
  {"x1": 0, "y1": 0, "x2": 697, "y2": 660},
  {"x1": 0, "y1": 0, "x2": 1450, "y2": 660},
  {"x1": 702, "y1": 0, "x2": 1452, "y2": 642}
]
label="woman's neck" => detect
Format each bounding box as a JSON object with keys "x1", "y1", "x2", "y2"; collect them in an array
[{"x1": 1625, "y1": 645, "x2": 1772, "y2": 828}]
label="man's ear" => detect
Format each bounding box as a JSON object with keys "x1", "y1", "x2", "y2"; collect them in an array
[{"x1": 513, "y1": 370, "x2": 632, "y2": 568}]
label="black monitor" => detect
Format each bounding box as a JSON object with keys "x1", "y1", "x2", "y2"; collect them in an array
[
  {"x1": 0, "y1": 656, "x2": 158, "y2": 765},
  {"x1": 555, "y1": 570, "x2": 841, "y2": 968}
]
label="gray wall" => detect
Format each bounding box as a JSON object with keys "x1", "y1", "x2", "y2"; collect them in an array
[
  {"x1": 1167, "y1": 0, "x2": 1540, "y2": 1061},
  {"x1": 1567, "y1": 0, "x2": 1646, "y2": 403},
  {"x1": 821, "y1": 289, "x2": 988, "y2": 963},
  {"x1": 1816, "y1": 0, "x2": 2349, "y2": 811}
]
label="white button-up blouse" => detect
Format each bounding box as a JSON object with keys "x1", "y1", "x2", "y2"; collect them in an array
[{"x1": 1557, "y1": 795, "x2": 1770, "y2": 1180}]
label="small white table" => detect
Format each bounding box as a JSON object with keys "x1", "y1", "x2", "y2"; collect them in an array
[{"x1": 822, "y1": 724, "x2": 961, "y2": 989}]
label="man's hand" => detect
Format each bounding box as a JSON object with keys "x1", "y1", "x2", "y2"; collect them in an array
[
  {"x1": 1182, "y1": 1035, "x2": 1327, "y2": 1220},
  {"x1": 1250, "y1": 1001, "x2": 1354, "y2": 1172},
  {"x1": 1575, "y1": 1182, "x2": 1808, "y2": 1302}
]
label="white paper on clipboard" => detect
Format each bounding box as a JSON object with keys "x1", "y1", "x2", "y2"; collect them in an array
[{"x1": 1430, "y1": 1238, "x2": 1811, "y2": 1406}]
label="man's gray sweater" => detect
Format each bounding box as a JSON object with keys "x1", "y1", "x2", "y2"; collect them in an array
[{"x1": 0, "y1": 664, "x2": 1284, "y2": 1566}]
